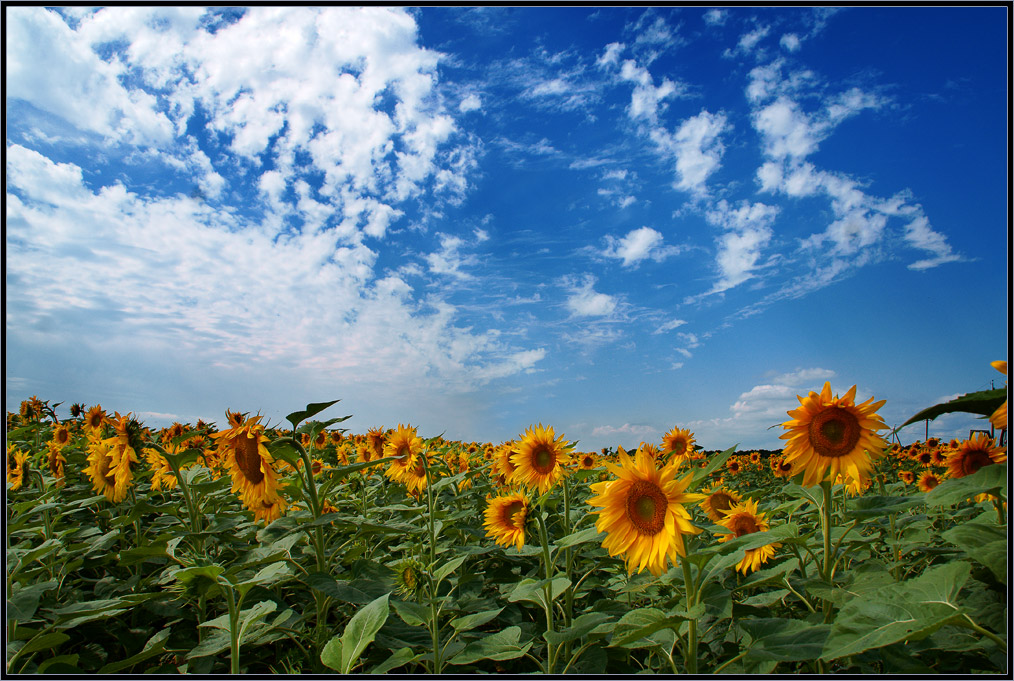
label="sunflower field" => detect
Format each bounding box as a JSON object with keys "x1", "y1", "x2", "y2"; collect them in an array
[{"x1": 5, "y1": 367, "x2": 1009, "y2": 675}]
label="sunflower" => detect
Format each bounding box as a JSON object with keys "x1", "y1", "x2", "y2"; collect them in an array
[
  {"x1": 145, "y1": 447, "x2": 178, "y2": 491},
  {"x1": 661, "y1": 426, "x2": 696, "y2": 461},
  {"x1": 483, "y1": 491, "x2": 531, "y2": 551},
  {"x1": 929, "y1": 447, "x2": 949, "y2": 466},
  {"x1": 7, "y1": 445, "x2": 29, "y2": 490},
  {"x1": 394, "y1": 558, "x2": 424, "y2": 596},
  {"x1": 770, "y1": 456, "x2": 794, "y2": 478},
  {"x1": 913, "y1": 448, "x2": 934, "y2": 467},
  {"x1": 700, "y1": 484, "x2": 742, "y2": 523},
  {"x1": 334, "y1": 444, "x2": 351, "y2": 466},
  {"x1": 83, "y1": 437, "x2": 124, "y2": 501},
  {"x1": 510, "y1": 424, "x2": 573, "y2": 494},
  {"x1": 899, "y1": 470, "x2": 915, "y2": 484},
  {"x1": 990, "y1": 360, "x2": 1007, "y2": 429},
  {"x1": 366, "y1": 427, "x2": 387, "y2": 460},
  {"x1": 46, "y1": 443, "x2": 66, "y2": 483},
  {"x1": 586, "y1": 446, "x2": 704, "y2": 577},
  {"x1": 210, "y1": 414, "x2": 285, "y2": 521},
  {"x1": 716, "y1": 498, "x2": 780, "y2": 575},
  {"x1": 917, "y1": 470, "x2": 944, "y2": 493},
  {"x1": 330, "y1": 430, "x2": 344, "y2": 445},
  {"x1": 456, "y1": 451, "x2": 473, "y2": 493},
  {"x1": 726, "y1": 457, "x2": 742, "y2": 476},
  {"x1": 399, "y1": 451, "x2": 434, "y2": 496},
  {"x1": 636, "y1": 442, "x2": 661, "y2": 462},
  {"x1": 577, "y1": 452, "x2": 599, "y2": 470},
  {"x1": 249, "y1": 495, "x2": 288, "y2": 524},
  {"x1": 84, "y1": 405, "x2": 106, "y2": 437},
  {"x1": 748, "y1": 451, "x2": 762, "y2": 466},
  {"x1": 493, "y1": 442, "x2": 519, "y2": 484},
  {"x1": 780, "y1": 382, "x2": 888, "y2": 487},
  {"x1": 945, "y1": 433, "x2": 1006, "y2": 479},
  {"x1": 384, "y1": 424, "x2": 423, "y2": 484},
  {"x1": 51, "y1": 424, "x2": 71, "y2": 449}
]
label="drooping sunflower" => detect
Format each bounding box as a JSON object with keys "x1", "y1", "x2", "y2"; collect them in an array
[
  {"x1": 483, "y1": 491, "x2": 531, "y2": 551},
  {"x1": 366, "y1": 427, "x2": 387, "y2": 460},
  {"x1": 7, "y1": 445, "x2": 29, "y2": 490},
  {"x1": 493, "y1": 442, "x2": 519, "y2": 485},
  {"x1": 46, "y1": 442, "x2": 66, "y2": 483},
  {"x1": 700, "y1": 483, "x2": 742, "y2": 523},
  {"x1": 917, "y1": 470, "x2": 945, "y2": 493},
  {"x1": 394, "y1": 558, "x2": 424, "y2": 596},
  {"x1": 716, "y1": 498, "x2": 780, "y2": 575},
  {"x1": 399, "y1": 451, "x2": 434, "y2": 496},
  {"x1": 990, "y1": 360, "x2": 1007, "y2": 430},
  {"x1": 661, "y1": 426, "x2": 696, "y2": 461},
  {"x1": 83, "y1": 437, "x2": 121, "y2": 501},
  {"x1": 384, "y1": 424, "x2": 423, "y2": 484},
  {"x1": 144, "y1": 443, "x2": 184, "y2": 491},
  {"x1": 945, "y1": 433, "x2": 1007, "y2": 479},
  {"x1": 510, "y1": 424, "x2": 573, "y2": 494},
  {"x1": 586, "y1": 446, "x2": 704, "y2": 577},
  {"x1": 780, "y1": 382, "x2": 888, "y2": 487},
  {"x1": 248, "y1": 495, "x2": 288, "y2": 524},
  {"x1": 210, "y1": 413, "x2": 284, "y2": 520}
]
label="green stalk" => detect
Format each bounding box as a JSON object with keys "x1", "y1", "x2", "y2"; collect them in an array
[
  {"x1": 420, "y1": 452, "x2": 441, "y2": 673},
  {"x1": 562, "y1": 477, "x2": 574, "y2": 629},
  {"x1": 224, "y1": 585, "x2": 241, "y2": 675},
  {"x1": 534, "y1": 510, "x2": 557, "y2": 674},
  {"x1": 680, "y1": 556, "x2": 698, "y2": 675},
  {"x1": 820, "y1": 480, "x2": 834, "y2": 624}
]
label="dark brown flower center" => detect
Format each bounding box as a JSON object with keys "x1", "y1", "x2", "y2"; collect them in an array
[
  {"x1": 729, "y1": 513, "x2": 760, "y2": 537},
  {"x1": 958, "y1": 449, "x2": 993, "y2": 477},
  {"x1": 808, "y1": 407, "x2": 861, "y2": 458},
  {"x1": 709, "y1": 491, "x2": 734, "y2": 513},
  {"x1": 235, "y1": 434, "x2": 264, "y2": 485},
  {"x1": 625, "y1": 480, "x2": 667, "y2": 535},
  {"x1": 532, "y1": 445, "x2": 556, "y2": 474},
  {"x1": 502, "y1": 500, "x2": 525, "y2": 529}
]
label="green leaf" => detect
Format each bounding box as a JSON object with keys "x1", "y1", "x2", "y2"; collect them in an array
[
  {"x1": 507, "y1": 577, "x2": 571, "y2": 610},
  {"x1": 735, "y1": 557, "x2": 800, "y2": 591},
  {"x1": 7, "y1": 579, "x2": 59, "y2": 622},
  {"x1": 941, "y1": 522, "x2": 1007, "y2": 584},
  {"x1": 543, "y1": 612, "x2": 613, "y2": 645},
  {"x1": 740, "y1": 618, "x2": 830, "y2": 662},
  {"x1": 608, "y1": 605, "x2": 703, "y2": 648},
  {"x1": 369, "y1": 646, "x2": 420, "y2": 674},
  {"x1": 924, "y1": 463, "x2": 1006, "y2": 506},
  {"x1": 391, "y1": 599, "x2": 429, "y2": 627},
  {"x1": 691, "y1": 444, "x2": 738, "y2": 488},
  {"x1": 450, "y1": 607, "x2": 503, "y2": 633},
  {"x1": 447, "y1": 626, "x2": 532, "y2": 665},
  {"x1": 433, "y1": 555, "x2": 467, "y2": 584},
  {"x1": 554, "y1": 526, "x2": 605, "y2": 549},
  {"x1": 186, "y1": 630, "x2": 232, "y2": 659},
  {"x1": 98, "y1": 629, "x2": 171, "y2": 673},
  {"x1": 286, "y1": 400, "x2": 342, "y2": 429},
  {"x1": 820, "y1": 561, "x2": 971, "y2": 661},
  {"x1": 900, "y1": 388, "x2": 1006, "y2": 428},
  {"x1": 321, "y1": 591, "x2": 391, "y2": 674},
  {"x1": 845, "y1": 495, "x2": 925, "y2": 520},
  {"x1": 14, "y1": 631, "x2": 70, "y2": 656}
]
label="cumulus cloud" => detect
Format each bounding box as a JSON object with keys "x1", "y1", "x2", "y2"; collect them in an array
[
  {"x1": 601, "y1": 226, "x2": 681, "y2": 268},
  {"x1": 591, "y1": 422, "x2": 658, "y2": 440},
  {"x1": 564, "y1": 275, "x2": 618, "y2": 317}
]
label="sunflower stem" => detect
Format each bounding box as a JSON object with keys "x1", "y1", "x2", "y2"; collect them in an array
[
  {"x1": 680, "y1": 555, "x2": 698, "y2": 674},
  {"x1": 993, "y1": 497, "x2": 1005, "y2": 525},
  {"x1": 420, "y1": 451, "x2": 442, "y2": 673},
  {"x1": 562, "y1": 477, "x2": 574, "y2": 630},
  {"x1": 820, "y1": 479, "x2": 834, "y2": 624},
  {"x1": 534, "y1": 510, "x2": 557, "y2": 674},
  {"x1": 224, "y1": 584, "x2": 241, "y2": 675}
]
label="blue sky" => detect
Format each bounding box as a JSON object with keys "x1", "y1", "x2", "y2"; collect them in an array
[{"x1": 5, "y1": 6, "x2": 1008, "y2": 451}]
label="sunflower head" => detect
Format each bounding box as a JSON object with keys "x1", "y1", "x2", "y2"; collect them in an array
[
  {"x1": 577, "y1": 452, "x2": 599, "y2": 470},
  {"x1": 701, "y1": 484, "x2": 742, "y2": 523},
  {"x1": 7, "y1": 445, "x2": 29, "y2": 491},
  {"x1": 917, "y1": 470, "x2": 945, "y2": 493},
  {"x1": 483, "y1": 491, "x2": 531, "y2": 551},
  {"x1": 945, "y1": 434, "x2": 1006, "y2": 479},
  {"x1": 84, "y1": 405, "x2": 107, "y2": 436},
  {"x1": 716, "y1": 498, "x2": 780, "y2": 575},
  {"x1": 211, "y1": 413, "x2": 285, "y2": 521},
  {"x1": 661, "y1": 426, "x2": 696, "y2": 460},
  {"x1": 780, "y1": 382, "x2": 888, "y2": 487},
  {"x1": 52, "y1": 424, "x2": 71, "y2": 448},
  {"x1": 384, "y1": 424, "x2": 423, "y2": 483},
  {"x1": 510, "y1": 424, "x2": 573, "y2": 494},
  {"x1": 586, "y1": 446, "x2": 704, "y2": 576}
]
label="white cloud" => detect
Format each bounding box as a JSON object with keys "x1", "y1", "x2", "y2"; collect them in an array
[
  {"x1": 591, "y1": 423, "x2": 658, "y2": 439},
  {"x1": 565, "y1": 275, "x2": 617, "y2": 317},
  {"x1": 703, "y1": 10, "x2": 727, "y2": 27},
  {"x1": 654, "y1": 318, "x2": 687, "y2": 334},
  {"x1": 668, "y1": 110, "x2": 729, "y2": 195},
  {"x1": 459, "y1": 93, "x2": 482, "y2": 112},
  {"x1": 780, "y1": 33, "x2": 801, "y2": 52},
  {"x1": 770, "y1": 367, "x2": 836, "y2": 385},
  {"x1": 601, "y1": 226, "x2": 681, "y2": 268}
]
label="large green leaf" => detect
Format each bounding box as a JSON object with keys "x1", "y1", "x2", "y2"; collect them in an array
[
  {"x1": 941, "y1": 522, "x2": 1007, "y2": 584},
  {"x1": 98, "y1": 629, "x2": 171, "y2": 674},
  {"x1": 7, "y1": 579, "x2": 59, "y2": 622},
  {"x1": 740, "y1": 618, "x2": 830, "y2": 662},
  {"x1": 900, "y1": 388, "x2": 1006, "y2": 428},
  {"x1": 924, "y1": 463, "x2": 1006, "y2": 506},
  {"x1": 446, "y1": 626, "x2": 532, "y2": 665},
  {"x1": 369, "y1": 647, "x2": 420, "y2": 674},
  {"x1": 321, "y1": 592, "x2": 391, "y2": 674},
  {"x1": 608, "y1": 605, "x2": 703, "y2": 648},
  {"x1": 820, "y1": 561, "x2": 971, "y2": 661},
  {"x1": 286, "y1": 400, "x2": 342, "y2": 429},
  {"x1": 507, "y1": 577, "x2": 571, "y2": 610},
  {"x1": 449, "y1": 607, "x2": 503, "y2": 633},
  {"x1": 542, "y1": 612, "x2": 613, "y2": 646}
]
